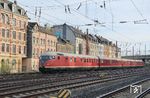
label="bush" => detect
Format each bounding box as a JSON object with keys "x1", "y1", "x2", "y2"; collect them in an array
[{"x1": 1, "y1": 62, "x2": 11, "y2": 74}]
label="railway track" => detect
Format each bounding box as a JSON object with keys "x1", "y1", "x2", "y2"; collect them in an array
[
  {"x1": 97, "y1": 77, "x2": 150, "y2": 98},
  {"x1": 135, "y1": 87, "x2": 150, "y2": 98},
  {"x1": 0, "y1": 67, "x2": 149, "y2": 98}
]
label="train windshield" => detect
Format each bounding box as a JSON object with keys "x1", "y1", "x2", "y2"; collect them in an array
[{"x1": 40, "y1": 55, "x2": 55, "y2": 60}]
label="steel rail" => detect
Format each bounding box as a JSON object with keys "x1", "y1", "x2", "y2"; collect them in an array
[{"x1": 97, "y1": 77, "x2": 150, "y2": 98}]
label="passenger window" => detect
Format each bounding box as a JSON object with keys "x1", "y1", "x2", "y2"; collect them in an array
[
  {"x1": 58, "y1": 56, "x2": 60, "y2": 60},
  {"x1": 66, "y1": 57, "x2": 68, "y2": 60},
  {"x1": 84, "y1": 59, "x2": 86, "y2": 62}
]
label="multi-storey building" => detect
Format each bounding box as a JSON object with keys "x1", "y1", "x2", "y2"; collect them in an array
[
  {"x1": 0, "y1": 0, "x2": 28, "y2": 73},
  {"x1": 95, "y1": 35, "x2": 104, "y2": 57},
  {"x1": 56, "y1": 37, "x2": 74, "y2": 53},
  {"x1": 52, "y1": 23, "x2": 121, "y2": 58},
  {"x1": 87, "y1": 34, "x2": 99, "y2": 56},
  {"x1": 25, "y1": 22, "x2": 57, "y2": 72},
  {"x1": 52, "y1": 23, "x2": 86, "y2": 55}
]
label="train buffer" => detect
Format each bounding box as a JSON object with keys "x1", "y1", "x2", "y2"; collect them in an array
[{"x1": 50, "y1": 89, "x2": 71, "y2": 98}]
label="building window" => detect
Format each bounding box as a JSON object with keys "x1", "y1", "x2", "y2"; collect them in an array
[
  {"x1": 12, "y1": 18, "x2": 16, "y2": 26},
  {"x1": 51, "y1": 41, "x2": 52, "y2": 46},
  {"x1": 2, "y1": 43, "x2": 5, "y2": 52},
  {"x1": 18, "y1": 32, "x2": 21, "y2": 40},
  {"x1": 24, "y1": 33, "x2": 26, "y2": 41},
  {"x1": 19, "y1": 46, "x2": 21, "y2": 54},
  {"x1": 13, "y1": 44, "x2": 16, "y2": 54},
  {"x1": 43, "y1": 39, "x2": 45, "y2": 44},
  {"x1": 2, "y1": 13, "x2": 5, "y2": 24},
  {"x1": 37, "y1": 38, "x2": 39, "y2": 44},
  {"x1": 6, "y1": 44, "x2": 10, "y2": 52},
  {"x1": 48, "y1": 40, "x2": 50, "y2": 45},
  {"x1": 19, "y1": 20, "x2": 21, "y2": 28},
  {"x1": 37, "y1": 49, "x2": 39, "y2": 56},
  {"x1": 6, "y1": 29, "x2": 9, "y2": 38},
  {"x1": 24, "y1": 21, "x2": 26, "y2": 29},
  {"x1": 33, "y1": 48, "x2": 35, "y2": 55},
  {"x1": 6, "y1": 14, "x2": 9, "y2": 24},
  {"x1": 2, "y1": 29, "x2": 5, "y2": 37},
  {"x1": 12, "y1": 59, "x2": 16, "y2": 69},
  {"x1": 41, "y1": 39, "x2": 42, "y2": 45},
  {"x1": 24, "y1": 46, "x2": 26, "y2": 55},
  {"x1": 54, "y1": 41, "x2": 55, "y2": 46},
  {"x1": 33, "y1": 37, "x2": 35, "y2": 44},
  {"x1": 12, "y1": 31, "x2": 16, "y2": 39}
]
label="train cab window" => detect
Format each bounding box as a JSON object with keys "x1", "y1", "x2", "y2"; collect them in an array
[{"x1": 57, "y1": 56, "x2": 60, "y2": 60}]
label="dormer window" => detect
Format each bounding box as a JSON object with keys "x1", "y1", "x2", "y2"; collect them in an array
[
  {"x1": 12, "y1": 5, "x2": 16, "y2": 12},
  {"x1": 1, "y1": 3, "x2": 7, "y2": 9},
  {"x1": 18, "y1": 9, "x2": 23, "y2": 15}
]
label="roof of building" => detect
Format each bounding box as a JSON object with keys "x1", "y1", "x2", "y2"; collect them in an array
[
  {"x1": 28, "y1": 22, "x2": 54, "y2": 36},
  {"x1": 64, "y1": 24, "x2": 85, "y2": 39},
  {"x1": 0, "y1": 0, "x2": 28, "y2": 17},
  {"x1": 57, "y1": 37, "x2": 73, "y2": 45},
  {"x1": 53, "y1": 23, "x2": 116, "y2": 45}
]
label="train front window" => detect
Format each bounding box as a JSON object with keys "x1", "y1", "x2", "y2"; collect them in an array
[{"x1": 40, "y1": 56, "x2": 55, "y2": 60}]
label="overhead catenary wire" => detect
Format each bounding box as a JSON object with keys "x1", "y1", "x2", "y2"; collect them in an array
[
  {"x1": 129, "y1": 0, "x2": 145, "y2": 19},
  {"x1": 14, "y1": 0, "x2": 150, "y2": 50}
]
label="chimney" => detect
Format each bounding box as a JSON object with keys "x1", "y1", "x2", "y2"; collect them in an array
[{"x1": 14, "y1": 0, "x2": 17, "y2": 5}]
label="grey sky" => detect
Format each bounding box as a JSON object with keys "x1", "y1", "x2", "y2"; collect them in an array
[{"x1": 10, "y1": 0, "x2": 150, "y2": 55}]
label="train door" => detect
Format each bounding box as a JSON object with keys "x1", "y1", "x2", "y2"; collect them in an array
[{"x1": 98, "y1": 56, "x2": 101, "y2": 67}]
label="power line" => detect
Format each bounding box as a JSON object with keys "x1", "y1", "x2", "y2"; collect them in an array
[{"x1": 129, "y1": 0, "x2": 146, "y2": 19}]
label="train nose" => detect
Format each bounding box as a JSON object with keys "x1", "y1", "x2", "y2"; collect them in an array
[{"x1": 39, "y1": 60, "x2": 45, "y2": 67}]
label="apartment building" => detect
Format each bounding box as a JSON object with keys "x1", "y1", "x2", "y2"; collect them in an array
[
  {"x1": 0, "y1": 0, "x2": 28, "y2": 73},
  {"x1": 24, "y1": 22, "x2": 57, "y2": 72}
]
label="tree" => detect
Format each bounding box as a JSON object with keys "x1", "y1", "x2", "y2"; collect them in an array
[{"x1": 1, "y1": 59, "x2": 11, "y2": 74}]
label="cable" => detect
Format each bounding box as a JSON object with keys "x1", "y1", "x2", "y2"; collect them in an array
[{"x1": 129, "y1": 0, "x2": 145, "y2": 19}]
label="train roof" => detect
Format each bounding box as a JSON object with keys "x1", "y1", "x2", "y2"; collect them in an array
[
  {"x1": 41, "y1": 52, "x2": 98, "y2": 59},
  {"x1": 41, "y1": 52, "x2": 142, "y2": 62}
]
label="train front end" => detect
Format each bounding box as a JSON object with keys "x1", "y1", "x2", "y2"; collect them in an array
[{"x1": 39, "y1": 53, "x2": 56, "y2": 73}]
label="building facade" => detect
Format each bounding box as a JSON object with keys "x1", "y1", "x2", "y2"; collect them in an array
[
  {"x1": 56, "y1": 37, "x2": 74, "y2": 53},
  {"x1": 0, "y1": 0, "x2": 28, "y2": 73},
  {"x1": 25, "y1": 22, "x2": 57, "y2": 72}
]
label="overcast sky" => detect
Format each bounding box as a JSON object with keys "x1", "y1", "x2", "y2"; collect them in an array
[{"x1": 10, "y1": 0, "x2": 150, "y2": 55}]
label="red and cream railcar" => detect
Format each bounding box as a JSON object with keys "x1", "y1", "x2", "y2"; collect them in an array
[{"x1": 39, "y1": 52, "x2": 144, "y2": 72}]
